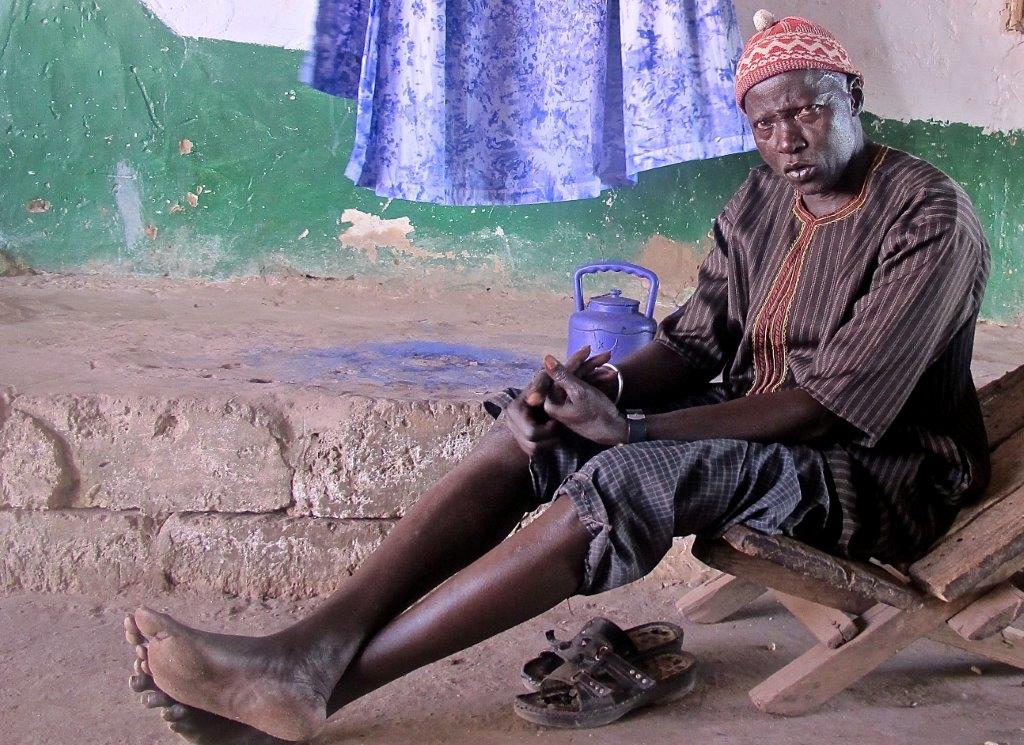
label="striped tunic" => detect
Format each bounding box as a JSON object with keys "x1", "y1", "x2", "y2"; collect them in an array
[{"x1": 656, "y1": 144, "x2": 991, "y2": 563}]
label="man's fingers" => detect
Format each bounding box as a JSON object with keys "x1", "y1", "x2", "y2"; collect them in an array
[
  {"x1": 576, "y1": 350, "x2": 613, "y2": 378},
  {"x1": 523, "y1": 369, "x2": 552, "y2": 407},
  {"x1": 527, "y1": 346, "x2": 589, "y2": 406},
  {"x1": 542, "y1": 395, "x2": 575, "y2": 423},
  {"x1": 505, "y1": 397, "x2": 561, "y2": 456},
  {"x1": 586, "y1": 367, "x2": 617, "y2": 382},
  {"x1": 543, "y1": 354, "x2": 583, "y2": 390},
  {"x1": 563, "y1": 346, "x2": 592, "y2": 373}
]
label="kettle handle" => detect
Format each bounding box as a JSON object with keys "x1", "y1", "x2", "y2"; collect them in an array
[{"x1": 573, "y1": 262, "x2": 660, "y2": 318}]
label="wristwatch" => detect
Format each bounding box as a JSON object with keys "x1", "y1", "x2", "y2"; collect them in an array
[{"x1": 625, "y1": 410, "x2": 647, "y2": 444}]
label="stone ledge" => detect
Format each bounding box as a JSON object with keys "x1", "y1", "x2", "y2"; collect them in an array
[
  {"x1": 0, "y1": 391, "x2": 496, "y2": 519},
  {"x1": 158, "y1": 512, "x2": 394, "y2": 599},
  {"x1": 291, "y1": 398, "x2": 493, "y2": 518},
  {"x1": 0, "y1": 508, "x2": 157, "y2": 594}
]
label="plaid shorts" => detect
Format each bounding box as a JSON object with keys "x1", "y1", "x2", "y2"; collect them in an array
[{"x1": 485, "y1": 386, "x2": 841, "y2": 595}]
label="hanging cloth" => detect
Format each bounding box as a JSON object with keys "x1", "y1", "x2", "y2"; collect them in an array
[{"x1": 301, "y1": 0, "x2": 755, "y2": 206}]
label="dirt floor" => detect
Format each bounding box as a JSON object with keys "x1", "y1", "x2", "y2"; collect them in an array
[{"x1": 1, "y1": 581, "x2": 1022, "y2": 745}]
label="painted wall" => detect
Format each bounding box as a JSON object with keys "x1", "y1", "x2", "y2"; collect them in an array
[
  {"x1": 1, "y1": 0, "x2": 1023, "y2": 319},
  {"x1": 733, "y1": 0, "x2": 1024, "y2": 133}
]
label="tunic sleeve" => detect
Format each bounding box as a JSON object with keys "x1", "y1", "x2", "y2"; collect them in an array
[
  {"x1": 797, "y1": 190, "x2": 986, "y2": 448},
  {"x1": 653, "y1": 180, "x2": 747, "y2": 382}
]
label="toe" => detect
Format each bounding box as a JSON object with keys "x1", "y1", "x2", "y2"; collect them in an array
[
  {"x1": 162, "y1": 704, "x2": 190, "y2": 722},
  {"x1": 135, "y1": 643, "x2": 147, "y2": 661},
  {"x1": 124, "y1": 615, "x2": 144, "y2": 645},
  {"x1": 134, "y1": 606, "x2": 175, "y2": 641},
  {"x1": 142, "y1": 689, "x2": 177, "y2": 708},
  {"x1": 167, "y1": 720, "x2": 205, "y2": 744},
  {"x1": 129, "y1": 673, "x2": 155, "y2": 693}
]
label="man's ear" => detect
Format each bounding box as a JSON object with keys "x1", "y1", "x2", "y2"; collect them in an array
[{"x1": 848, "y1": 75, "x2": 865, "y2": 115}]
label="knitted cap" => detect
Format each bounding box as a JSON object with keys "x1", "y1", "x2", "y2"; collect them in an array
[{"x1": 735, "y1": 10, "x2": 862, "y2": 110}]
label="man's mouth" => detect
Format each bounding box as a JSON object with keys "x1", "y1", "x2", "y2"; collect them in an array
[{"x1": 783, "y1": 163, "x2": 816, "y2": 183}]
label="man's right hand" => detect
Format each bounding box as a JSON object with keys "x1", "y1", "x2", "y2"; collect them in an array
[{"x1": 505, "y1": 346, "x2": 611, "y2": 456}]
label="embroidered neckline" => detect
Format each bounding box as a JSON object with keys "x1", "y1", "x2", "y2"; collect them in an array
[
  {"x1": 792, "y1": 144, "x2": 889, "y2": 226},
  {"x1": 746, "y1": 145, "x2": 888, "y2": 396}
]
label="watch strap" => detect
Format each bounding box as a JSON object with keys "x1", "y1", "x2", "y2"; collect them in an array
[{"x1": 625, "y1": 410, "x2": 647, "y2": 444}]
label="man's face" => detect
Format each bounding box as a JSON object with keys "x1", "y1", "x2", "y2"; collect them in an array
[{"x1": 743, "y1": 70, "x2": 863, "y2": 196}]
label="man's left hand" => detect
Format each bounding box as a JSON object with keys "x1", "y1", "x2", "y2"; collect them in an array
[{"x1": 542, "y1": 355, "x2": 628, "y2": 445}]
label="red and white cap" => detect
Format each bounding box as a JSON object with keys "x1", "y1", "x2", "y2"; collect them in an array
[{"x1": 735, "y1": 10, "x2": 862, "y2": 110}]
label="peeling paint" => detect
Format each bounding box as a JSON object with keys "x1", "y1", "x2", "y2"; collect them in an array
[
  {"x1": 338, "y1": 209, "x2": 416, "y2": 262},
  {"x1": 112, "y1": 161, "x2": 145, "y2": 258}
]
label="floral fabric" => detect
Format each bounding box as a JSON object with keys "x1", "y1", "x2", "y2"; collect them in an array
[{"x1": 301, "y1": 0, "x2": 755, "y2": 205}]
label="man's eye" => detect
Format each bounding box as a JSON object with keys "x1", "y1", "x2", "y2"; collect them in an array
[
  {"x1": 797, "y1": 105, "x2": 823, "y2": 119},
  {"x1": 754, "y1": 120, "x2": 773, "y2": 132}
]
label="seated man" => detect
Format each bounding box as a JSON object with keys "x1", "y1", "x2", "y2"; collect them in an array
[{"x1": 123, "y1": 12, "x2": 990, "y2": 743}]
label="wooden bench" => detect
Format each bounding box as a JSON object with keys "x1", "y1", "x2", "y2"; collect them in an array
[{"x1": 676, "y1": 363, "x2": 1024, "y2": 715}]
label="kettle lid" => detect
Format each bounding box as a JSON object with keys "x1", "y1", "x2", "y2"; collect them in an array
[{"x1": 586, "y1": 288, "x2": 640, "y2": 313}]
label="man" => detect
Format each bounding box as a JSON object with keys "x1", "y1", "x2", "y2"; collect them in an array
[{"x1": 124, "y1": 12, "x2": 990, "y2": 743}]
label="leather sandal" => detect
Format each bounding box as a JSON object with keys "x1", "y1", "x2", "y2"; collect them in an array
[
  {"x1": 520, "y1": 617, "x2": 684, "y2": 691},
  {"x1": 513, "y1": 619, "x2": 697, "y2": 729}
]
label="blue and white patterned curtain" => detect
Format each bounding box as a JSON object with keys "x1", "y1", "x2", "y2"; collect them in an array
[{"x1": 302, "y1": 0, "x2": 754, "y2": 205}]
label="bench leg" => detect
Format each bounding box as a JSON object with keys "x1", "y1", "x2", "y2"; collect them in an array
[
  {"x1": 773, "y1": 592, "x2": 863, "y2": 649},
  {"x1": 928, "y1": 625, "x2": 1024, "y2": 670},
  {"x1": 750, "y1": 601, "x2": 954, "y2": 715},
  {"x1": 945, "y1": 578, "x2": 1024, "y2": 640},
  {"x1": 676, "y1": 572, "x2": 767, "y2": 624}
]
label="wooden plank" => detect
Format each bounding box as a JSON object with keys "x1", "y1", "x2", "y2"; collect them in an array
[
  {"x1": 910, "y1": 484, "x2": 1024, "y2": 601},
  {"x1": 928, "y1": 624, "x2": 1024, "y2": 670},
  {"x1": 750, "y1": 585, "x2": 986, "y2": 716},
  {"x1": 697, "y1": 526, "x2": 921, "y2": 610},
  {"x1": 979, "y1": 362, "x2": 1024, "y2": 448},
  {"x1": 675, "y1": 572, "x2": 767, "y2": 624},
  {"x1": 946, "y1": 426, "x2": 1024, "y2": 535},
  {"x1": 1006, "y1": 627, "x2": 1024, "y2": 644},
  {"x1": 694, "y1": 538, "x2": 911, "y2": 613},
  {"x1": 774, "y1": 592, "x2": 861, "y2": 649},
  {"x1": 946, "y1": 577, "x2": 1024, "y2": 640},
  {"x1": 904, "y1": 365, "x2": 1024, "y2": 601}
]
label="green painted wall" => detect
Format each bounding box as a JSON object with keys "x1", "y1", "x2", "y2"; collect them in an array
[{"x1": 2, "y1": 0, "x2": 1022, "y2": 320}]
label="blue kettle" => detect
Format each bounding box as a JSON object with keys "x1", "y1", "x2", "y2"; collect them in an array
[{"x1": 567, "y1": 261, "x2": 659, "y2": 363}]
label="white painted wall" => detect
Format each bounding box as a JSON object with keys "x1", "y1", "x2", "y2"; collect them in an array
[
  {"x1": 733, "y1": 0, "x2": 1024, "y2": 132},
  {"x1": 140, "y1": 0, "x2": 1024, "y2": 133},
  {"x1": 142, "y1": 0, "x2": 318, "y2": 51}
]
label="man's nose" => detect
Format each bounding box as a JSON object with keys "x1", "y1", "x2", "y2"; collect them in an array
[{"x1": 776, "y1": 120, "x2": 807, "y2": 154}]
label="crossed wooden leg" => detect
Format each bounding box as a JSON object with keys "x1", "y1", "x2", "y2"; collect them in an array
[{"x1": 677, "y1": 571, "x2": 1024, "y2": 715}]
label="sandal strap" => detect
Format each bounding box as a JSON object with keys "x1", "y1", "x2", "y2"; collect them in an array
[
  {"x1": 543, "y1": 646, "x2": 658, "y2": 699},
  {"x1": 542, "y1": 664, "x2": 614, "y2": 702},
  {"x1": 544, "y1": 617, "x2": 640, "y2": 664},
  {"x1": 580, "y1": 617, "x2": 639, "y2": 657},
  {"x1": 584, "y1": 644, "x2": 659, "y2": 694}
]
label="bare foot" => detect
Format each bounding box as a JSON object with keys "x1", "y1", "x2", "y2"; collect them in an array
[
  {"x1": 127, "y1": 608, "x2": 345, "y2": 742},
  {"x1": 127, "y1": 616, "x2": 292, "y2": 744}
]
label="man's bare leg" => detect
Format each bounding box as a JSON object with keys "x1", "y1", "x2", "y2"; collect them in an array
[
  {"x1": 126, "y1": 425, "x2": 587, "y2": 741},
  {"x1": 131, "y1": 495, "x2": 591, "y2": 742},
  {"x1": 326, "y1": 495, "x2": 591, "y2": 707}
]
